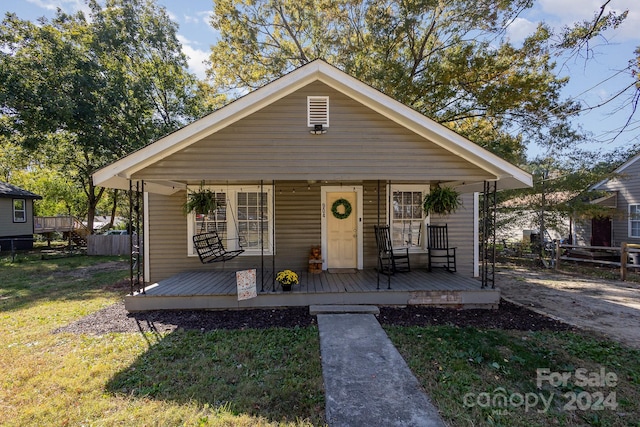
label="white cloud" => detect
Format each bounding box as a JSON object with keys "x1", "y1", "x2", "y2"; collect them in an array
[
  {"x1": 538, "y1": 0, "x2": 604, "y2": 22},
  {"x1": 164, "y1": 9, "x2": 178, "y2": 23},
  {"x1": 537, "y1": 0, "x2": 640, "y2": 42},
  {"x1": 183, "y1": 14, "x2": 199, "y2": 24},
  {"x1": 506, "y1": 17, "x2": 539, "y2": 45},
  {"x1": 609, "y1": 1, "x2": 640, "y2": 42},
  {"x1": 182, "y1": 10, "x2": 212, "y2": 26},
  {"x1": 177, "y1": 35, "x2": 209, "y2": 79},
  {"x1": 197, "y1": 10, "x2": 213, "y2": 26},
  {"x1": 27, "y1": 0, "x2": 90, "y2": 15}
]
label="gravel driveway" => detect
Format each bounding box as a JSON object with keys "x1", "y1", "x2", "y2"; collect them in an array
[{"x1": 496, "y1": 266, "x2": 640, "y2": 349}]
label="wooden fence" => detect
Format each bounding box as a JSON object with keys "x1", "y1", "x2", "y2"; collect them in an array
[
  {"x1": 555, "y1": 242, "x2": 640, "y2": 281},
  {"x1": 87, "y1": 235, "x2": 131, "y2": 256}
]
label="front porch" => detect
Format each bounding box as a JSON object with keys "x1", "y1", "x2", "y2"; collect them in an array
[{"x1": 124, "y1": 268, "x2": 500, "y2": 312}]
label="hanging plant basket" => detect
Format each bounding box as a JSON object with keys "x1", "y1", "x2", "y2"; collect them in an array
[
  {"x1": 422, "y1": 185, "x2": 461, "y2": 216},
  {"x1": 183, "y1": 182, "x2": 218, "y2": 215}
]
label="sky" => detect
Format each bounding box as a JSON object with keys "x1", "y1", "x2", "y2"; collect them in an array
[{"x1": 1, "y1": 0, "x2": 639, "y2": 159}]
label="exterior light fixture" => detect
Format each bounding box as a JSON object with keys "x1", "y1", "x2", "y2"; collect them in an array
[{"x1": 310, "y1": 124, "x2": 327, "y2": 135}]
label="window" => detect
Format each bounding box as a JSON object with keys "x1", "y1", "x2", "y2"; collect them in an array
[
  {"x1": 630, "y1": 205, "x2": 640, "y2": 238},
  {"x1": 13, "y1": 199, "x2": 26, "y2": 223},
  {"x1": 187, "y1": 185, "x2": 273, "y2": 256},
  {"x1": 389, "y1": 185, "x2": 428, "y2": 250}
]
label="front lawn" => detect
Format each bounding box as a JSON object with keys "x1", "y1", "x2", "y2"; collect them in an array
[
  {"x1": 386, "y1": 326, "x2": 640, "y2": 426},
  {"x1": 2, "y1": 254, "x2": 638, "y2": 426},
  {"x1": 0, "y1": 255, "x2": 323, "y2": 426}
]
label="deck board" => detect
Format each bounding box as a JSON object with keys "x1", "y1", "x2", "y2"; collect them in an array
[{"x1": 127, "y1": 268, "x2": 499, "y2": 311}]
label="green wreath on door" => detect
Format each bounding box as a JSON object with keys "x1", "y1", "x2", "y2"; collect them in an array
[{"x1": 331, "y1": 198, "x2": 352, "y2": 219}]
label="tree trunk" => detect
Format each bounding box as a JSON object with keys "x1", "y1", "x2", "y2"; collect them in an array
[
  {"x1": 85, "y1": 182, "x2": 105, "y2": 235},
  {"x1": 108, "y1": 189, "x2": 118, "y2": 229}
]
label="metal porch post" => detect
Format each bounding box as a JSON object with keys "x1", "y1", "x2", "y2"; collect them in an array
[
  {"x1": 128, "y1": 181, "x2": 134, "y2": 295},
  {"x1": 481, "y1": 181, "x2": 497, "y2": 289}
]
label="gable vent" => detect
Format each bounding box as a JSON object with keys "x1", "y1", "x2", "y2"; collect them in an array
[{"x1": 307, "y1": 96, "x2": 329, "y2": 127}]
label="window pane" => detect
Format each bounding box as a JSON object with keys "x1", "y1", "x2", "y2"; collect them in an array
[
  {"x1": 194, "y1": 193, "x2": 227, "y2": 240},
  {"x1": 391, "y1": 190, "x2": 425, "y2": 247},
  {"x1": 632, "y1": 205, "x2": 640, "y2": 237},
  {"x1": 190, "y1": 188, "x2": 272, "y2": 255},
  {"x1": 13, "y1": 199, "x2": 26, "y2": 222},
  {"x1": 237, "y1": 191, "x2": 269, "y2": 249}
]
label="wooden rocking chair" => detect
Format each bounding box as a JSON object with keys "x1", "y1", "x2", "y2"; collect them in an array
[
  {"x1": 374, "y1": 225, "x2": 411, "y2": 274},
  {"x1": 193, "y1": 230, "x2": 244, "y2": 264},
  {"x1": 427, "y1": 224, "x2": 456, "y2": 272}
]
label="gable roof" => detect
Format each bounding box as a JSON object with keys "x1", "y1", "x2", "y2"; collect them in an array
[
  {"x1": 0, "y1": 181, "x2": 42, "y2": 199},
  {"x1": 591, "y1": 151, "x2": 640, "y2": 190},
  {"x1": 93, "y1": 60, "x2": 532, "y2": 194}
]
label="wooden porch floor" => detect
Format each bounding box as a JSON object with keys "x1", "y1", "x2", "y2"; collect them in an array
[{"x1": 125, "y1": 268, "x2": 500, "y2": 311}]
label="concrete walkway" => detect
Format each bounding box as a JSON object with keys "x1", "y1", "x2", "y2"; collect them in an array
[{"x1": 316, "y1": 310, "x2": 446, "y2": 427}]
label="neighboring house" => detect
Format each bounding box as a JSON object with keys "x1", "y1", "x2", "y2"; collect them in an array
[
  {"x1": 0, "y1": 181, "x2": 42, "y2": 251},
  {"x1": 576, "y1": 152, "x2": 640, "y2": 247},
  {"x1": 497, "y1": 192, "x2": 573, "y2": 244},
  {"x1": 93, "y1": 60, "x2": 532, "y2": 286}
]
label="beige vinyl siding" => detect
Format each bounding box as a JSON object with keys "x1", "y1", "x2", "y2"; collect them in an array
[
  {"x1": 273, "y1": 181, "x2": 321, "y2": 271},
  {"x1": 429, "y1": 193, "x2": 475, "y2": 277},
  {"x1": 148, "y1": 191, "x2": 261, "y2": 282},
  {"x1": 134, "y1": 82, "x2": 493, "y2": 183},
  {"x1": 147, "y1": 183, "x2": 332, "y2": 282},
  {"x1": 597, "y1": 159, "x2": 640, "y2": 246},
  {"x1": 0, "y1": 198, "x2": 35, "y2": 237},
  {"x1": 148, "y1": 181, "x2": 476, "y2": 282}
]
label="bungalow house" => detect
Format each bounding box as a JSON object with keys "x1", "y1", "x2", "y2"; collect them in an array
[
  {"x1": 575, "y1": 152, "x2": 640, "y2": 247},
  {"x1": 93, "y1": 60, "x2": 532, "y2": 311},
  {"x1": 0, "y1": 181, "x2": 42, "y2": 251}
]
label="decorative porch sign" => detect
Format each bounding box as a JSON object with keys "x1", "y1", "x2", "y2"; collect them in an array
[{"x1": 236, "y1": 269, "x2": 257, "y2": 300}]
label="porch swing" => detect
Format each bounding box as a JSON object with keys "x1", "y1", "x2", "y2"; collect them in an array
[{"x1": 191, "y1": 188, "x2": 245, "y2": 264}]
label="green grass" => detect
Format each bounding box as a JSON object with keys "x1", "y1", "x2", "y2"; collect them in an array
[
  {"x1": 3, "y1": 254, "x2": 639, "y2": 426},
  {"x1": 0, "y1": 255, "x2": 324, "y2": 426},
  {"x1": 385, "y1": 326, "x2": 640, "y2": 426}
]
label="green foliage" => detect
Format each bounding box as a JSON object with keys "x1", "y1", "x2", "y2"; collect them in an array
[
  {"x1": 422, "y1": 185, "x2": 462, "y2": 216},
  {"x1": 0, "y1": 0, "x2": 206, "y2": 228},
  {"x1": 497, "y1": 148, "x2": 637, "y2": 245},
  {"x1": 557, "y1": 5, "x2": 628, "y2": 52},
  {"x1": 184, "y1": 182, "x2": 218, "y2": 215},
  {"x1": 208, "y1": 0, "x2": 580, "y2": 162}
]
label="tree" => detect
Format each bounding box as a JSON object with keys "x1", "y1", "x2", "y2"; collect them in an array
[
  {"x1": 0, "y1": 0, "x2": 204, "y2": 231},
  {"x1": 557, "y1": 0, "x2": 637, "y2": 142},
  {"x1": 497, "y1": 143, "x2": 633, "y2": 259},
  {"x1": 207, "y1": 0, "x2": 580, "y2": 164}
]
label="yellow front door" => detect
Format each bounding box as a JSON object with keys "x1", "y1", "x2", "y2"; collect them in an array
[{"x1": 326, "y1": 192, "x2": 357, "y2": 269}]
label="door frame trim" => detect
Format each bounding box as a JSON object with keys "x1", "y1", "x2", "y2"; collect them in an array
[{"x1": 321, "y1": 186, "x2": 363, "y2": 270}]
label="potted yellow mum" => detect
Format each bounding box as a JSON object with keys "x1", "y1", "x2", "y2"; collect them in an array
[{"x1": 275, "y1": 269, "x2": 299, "y2": 292}]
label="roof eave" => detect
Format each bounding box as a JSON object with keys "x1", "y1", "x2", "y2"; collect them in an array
[{"x1": 93, "y1": 60, "x2": 532, "y2": 191}]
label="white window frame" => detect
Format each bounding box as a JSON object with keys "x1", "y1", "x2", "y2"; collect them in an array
[
  {"x1": 630, "y1": 204, "x2": 640, "y2": 238},
  {"x1": 187, "y1": 185, "x2": 274, "y2": 256},
  {"x1": 388, "y1": 184, "x2": 429, "y2": 252},
  {"x1": 13, "y1": 199, "x2": 26, "y2": 223},
  {"x1": 307, "y1": 96, "x2": 329, "y2": 128}
]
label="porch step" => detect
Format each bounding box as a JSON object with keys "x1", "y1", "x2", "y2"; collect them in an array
[{"x1": 309, "y1": 304, "x2": 380, "y2": 315}]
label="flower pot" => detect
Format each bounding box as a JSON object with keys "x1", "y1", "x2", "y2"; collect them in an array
[{"x1": 281, "y1": 284, "x2": 292, "y2": 292}]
